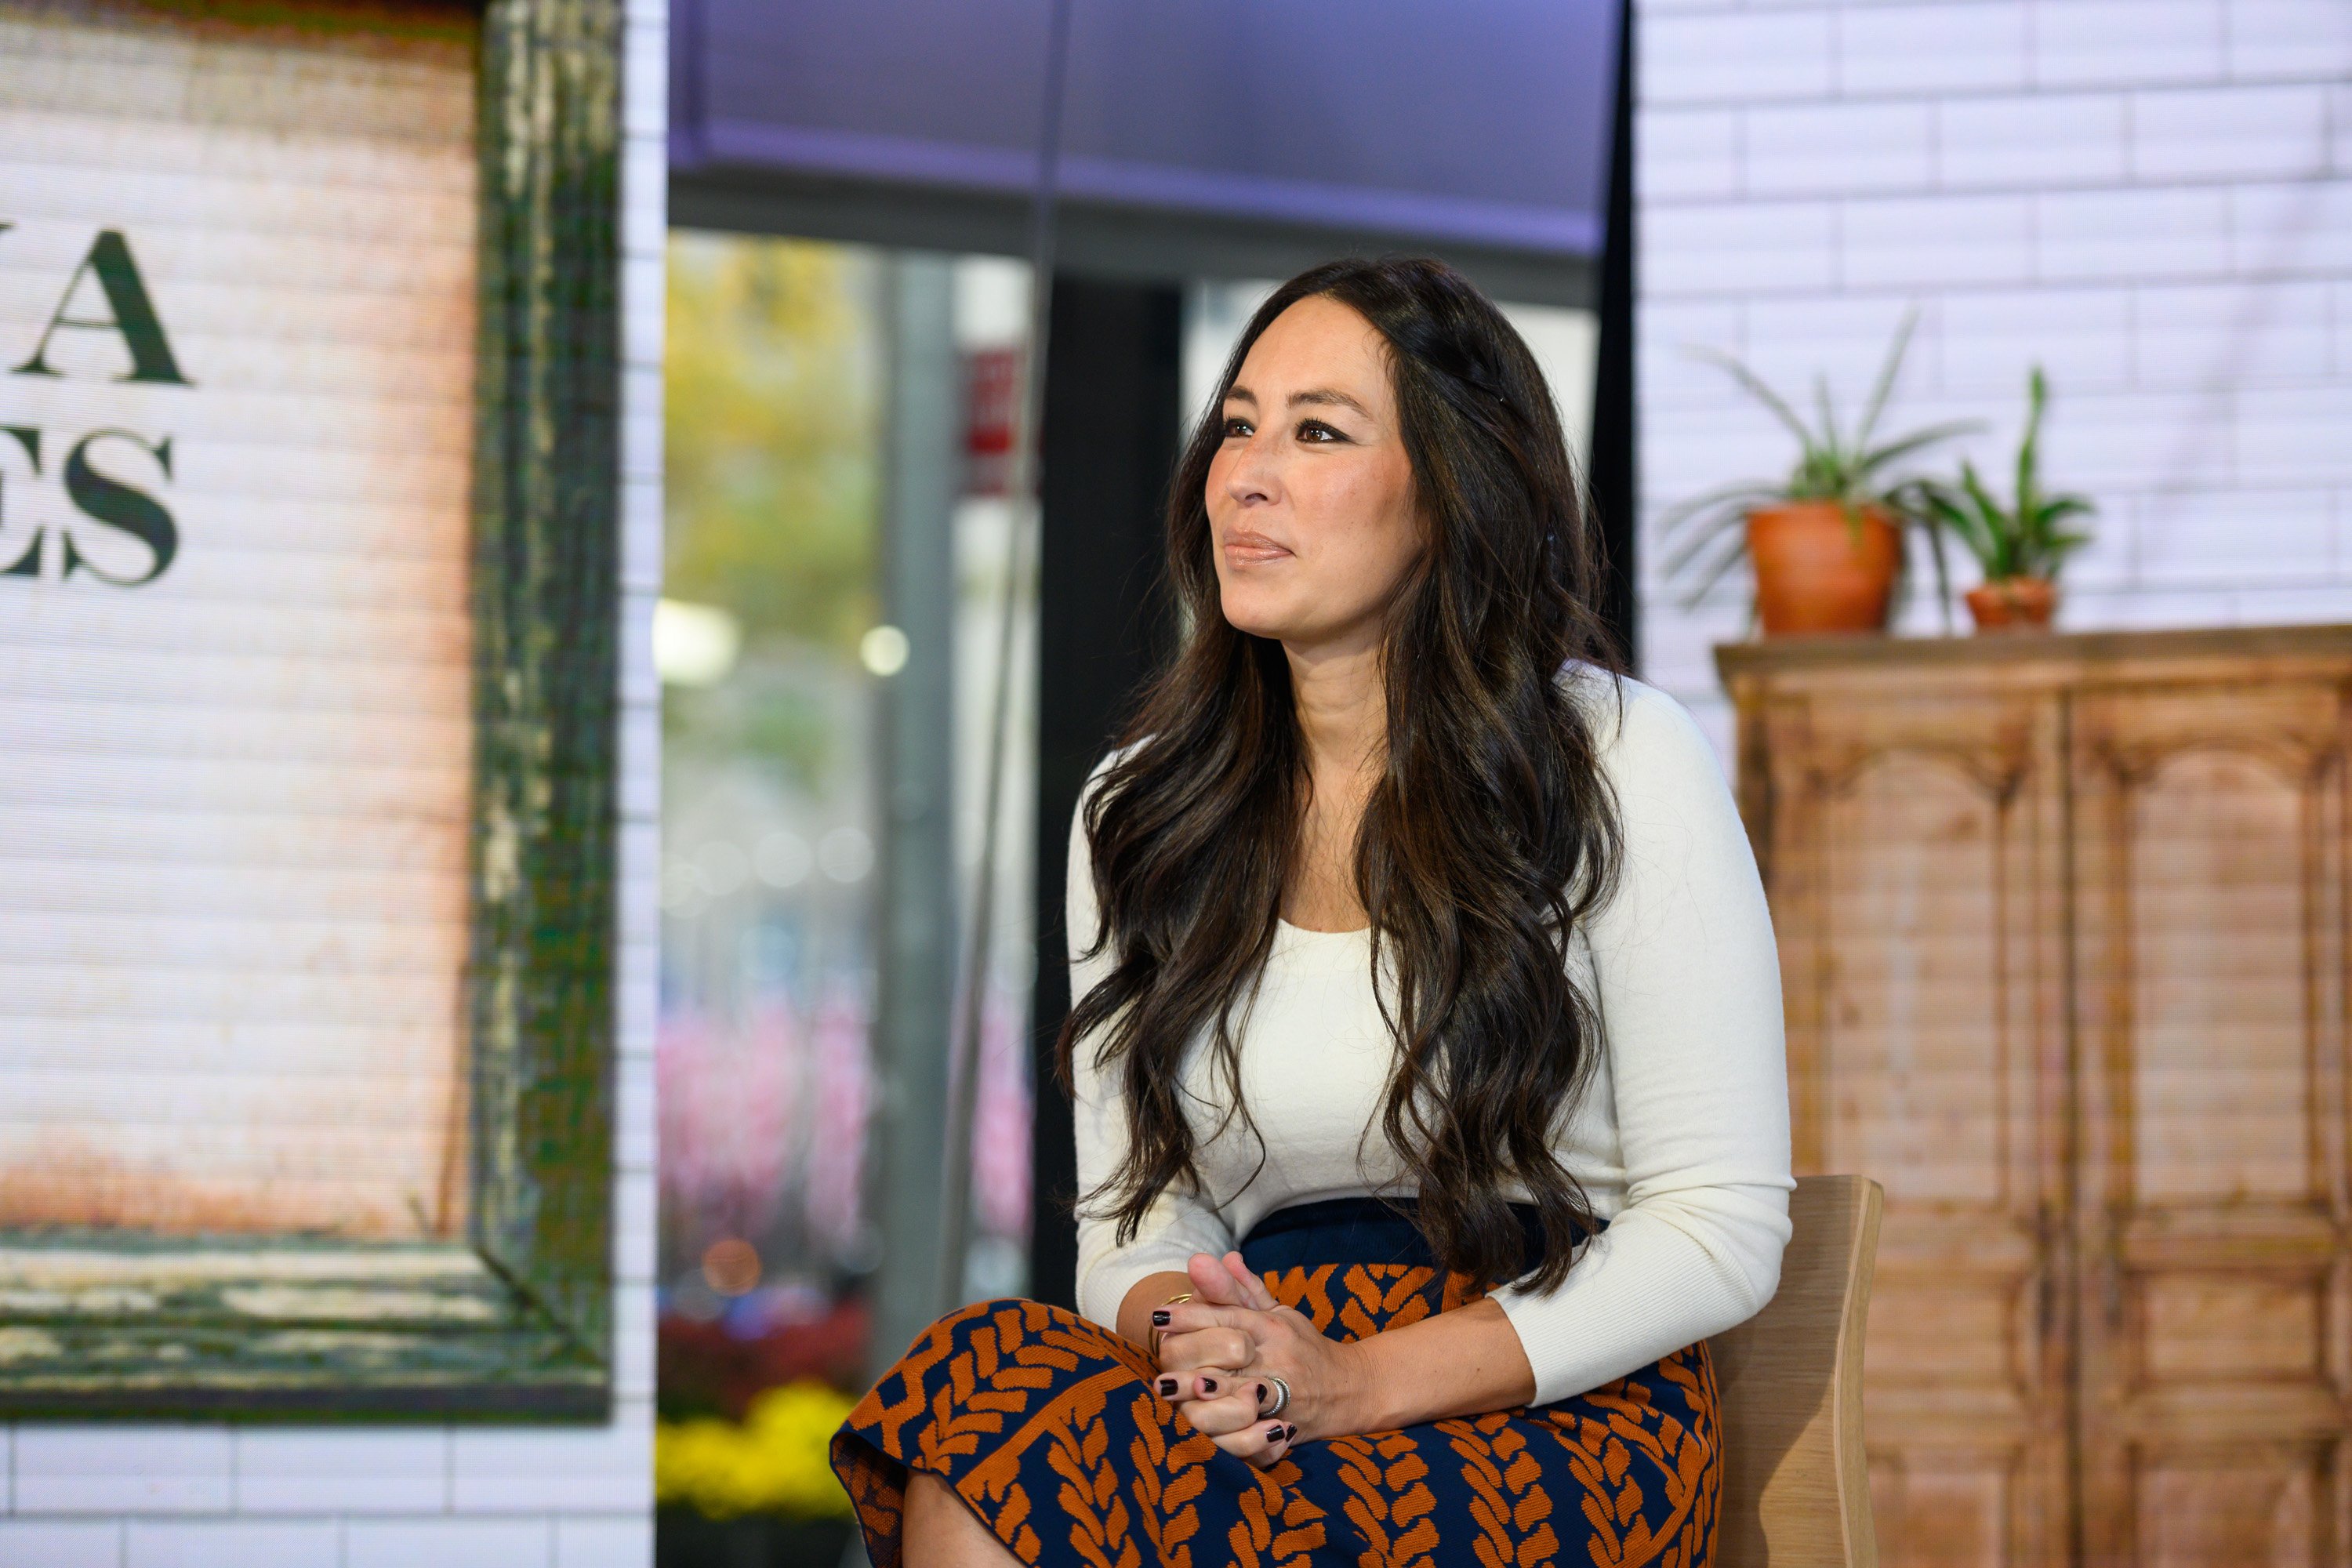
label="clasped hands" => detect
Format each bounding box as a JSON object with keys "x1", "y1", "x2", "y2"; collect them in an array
[{"x1": 1150, "y1": 1250, "x2": 1367, "y2": 1470}]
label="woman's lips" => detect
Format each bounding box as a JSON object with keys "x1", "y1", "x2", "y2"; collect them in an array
[{"x1": 1223, "y1": 531, "x2": 1292, "y2": 563}]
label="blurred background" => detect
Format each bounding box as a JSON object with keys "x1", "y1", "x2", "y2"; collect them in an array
[{"x1": 645, "y1": 3, "x2": 2352, "y2": 1566}]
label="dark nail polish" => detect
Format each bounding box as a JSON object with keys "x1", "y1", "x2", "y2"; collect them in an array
[
  {"x1": 1151, "y1": 1309, "x2": 1171, "y2": 1327},
  {"x1": 1156, "y1": 1377, "x2": 1177, "y2": 1396},
  {"x1": 1200, "y1": 1377, "x2": 1218, "y2": 1394},
  {"x1": 1256, "y1": 1382, "x2": 1269, "y2": 1406},
  {"x1": 1284, "y1": 1424, "x2": 1298, "y2": 1442}
]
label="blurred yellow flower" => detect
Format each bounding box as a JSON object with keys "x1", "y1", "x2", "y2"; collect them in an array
[{"x1": 655, "y1": 1380, "x2": 858, "y2": 1520}]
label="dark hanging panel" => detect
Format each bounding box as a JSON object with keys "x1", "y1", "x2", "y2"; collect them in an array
[
  {"x1": 1588, "y1": 0, "x2": 1638, "y2": 669},
  {"x1": 1028, "y1": 277, "x2": 1183, "y2": 1309}
]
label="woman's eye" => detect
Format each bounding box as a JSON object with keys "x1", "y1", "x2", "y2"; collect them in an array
[
  {"x1": 1296, "y1": 419, "x2": 1344, "y2": 443},
  {"x1": 1221, "y1": 416, "x2": 1253, "y2": 438}
]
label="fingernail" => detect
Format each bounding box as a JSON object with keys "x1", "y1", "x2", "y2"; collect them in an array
[
  {"x1": 1151, "y1": 1309, "x2": 1171, "y2": 1327},
  {"x1": 1200, "y1": 1376, "x2": 1218, "y2": 1394},
  {"x1": 1157, "y1": 1376, "x2": 1177, "y2": 1396},
  {"x1": 1283, "y1": 1424, "x2": 1298, "y2": 1442},
  {"x1": 1256, "y1": 1382, "x2": 1269, "y2": 1405}
]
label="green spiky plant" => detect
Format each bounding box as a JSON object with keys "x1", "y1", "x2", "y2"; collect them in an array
[
  {"x1": 1916, "y1": 367, "x2": 2095, "y2": 595},
  {"x1": 1659, "y1": 312, "x2": 1979, "y2": 609}
]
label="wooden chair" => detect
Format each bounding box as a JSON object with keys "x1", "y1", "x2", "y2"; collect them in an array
[{"x1": 1709, "y1": 1174, "x2": 1885, "y2": 1568}]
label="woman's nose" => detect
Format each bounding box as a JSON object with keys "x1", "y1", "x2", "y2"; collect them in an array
[{"x1": 1222, "y1": 434, "x2": 1280, "y2": 506}]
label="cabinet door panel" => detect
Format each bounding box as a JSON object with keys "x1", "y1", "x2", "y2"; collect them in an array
[
  {"x1": 1820, "y1": 755, "x2": 2013, "y2": 1205},
  {"x1": 2129, "y1": 750, "x2": 2316, "y2": 1203},
  {"x1": 2071, "y1": 679, "x2": 2352, "y2": 1567},
  {"x1": 1756, "y1": 685, "x2": 2073, "y2": 1568},
  {"x1": 2127, "y1": 1442, "x2": 2340, "y2": 1568},
  {"x1": 1869, "y1": 1454, "x2": 2024, "y2": 1568}
]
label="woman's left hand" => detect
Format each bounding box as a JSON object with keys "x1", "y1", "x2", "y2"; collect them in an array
[{"x1": 1152, "y1": 1250, "x2": 1367, "y2": 1457}]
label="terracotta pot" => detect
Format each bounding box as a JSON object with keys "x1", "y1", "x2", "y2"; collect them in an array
[
  {"x1": 1965, "y1": 576, "x2": 2058, "y2": 632},
  {"x1": 1745, "y1": 503, "x2": 1901, "y2": 636}
]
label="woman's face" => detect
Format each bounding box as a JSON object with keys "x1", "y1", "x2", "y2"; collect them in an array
[{"x1": 1206, "y1": 296, "x2": 1423, "y2": 655}]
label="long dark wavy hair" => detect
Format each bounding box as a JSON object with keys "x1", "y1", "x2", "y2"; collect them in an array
[{"x1": 1056, "y1": 256, "x2": 1627, "y2": 1293}]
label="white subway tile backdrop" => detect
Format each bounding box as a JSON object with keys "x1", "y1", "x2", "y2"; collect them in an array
[
  {"x1": 2032, "y1": 1, "x2": 2225, "y2": 89},
  {"x1": 1843, "y1": 192, "x2": 2036, "y2": 285},
  {"x1": 1644, "y1": 10, "x2": 1838, "y2": 103},
  {"x1": 0, "y1": 0, "x2": 666, "y2": 1561},
  {"x1": 1645, "y1": 199, "x2": 1844, "y2": 292},
  {"x1": 2230, "y1": 0, "x2": 2352, "y2": 80},
  {"x1": 229, "y1": 1432, "x2": 450, "y2": 1515},
  {"x1": 2133, "y1": 85, "x2": 2331, "y2": 181},
  {"x1": 1639, "y1": 109, "x2": 1744, "y2": 201},
  {"x1": 0, "y1": 1522, "x2": 122, "y2": 1568},
  {"x1": 1936, "y1": 285, "x2": 2132, "y2": 389},
  {"x1": 1838, "y1": 2, "x2": 2030, "y2": 95},
  {"x1": 1938, "y1": 92, "x2": 2130, "y2": 189},
  {"x1": 1635, "y1": 0, "x2": 2352, "y2": 758},
  {"x1": 122, "y1": 1520, "x2": 342, "y2": 1568},
  {"x1": 339, "y1": 1519, "x2": 554, "y2": 1568},
  {"x1": 2036, "y1": 185, "x2": 2234, "y2": 279},
  {"x1": 1745, "y1": 100, "x2": 1935, "y2": 195}
]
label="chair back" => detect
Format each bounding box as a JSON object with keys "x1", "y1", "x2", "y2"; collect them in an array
[{"x1": 1709, "y1": 1174, "x2": 1884, "y2": 1567}]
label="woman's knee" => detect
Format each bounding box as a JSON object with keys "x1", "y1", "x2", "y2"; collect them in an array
[
  {"x1": 905, "y1": 1468, "x2": 1019, "y2": 1566},
  {"x1": 935, "y1": 1294, "x2": 1036, "y2": 1330}
]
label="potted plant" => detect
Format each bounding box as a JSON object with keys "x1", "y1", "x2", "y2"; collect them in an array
[
  {"x1": 1660, "y1": 314, "x2": 1976, "y2": 635},
  {"x1": 1915, "y1": 368, "x2": 2094, "y2": 632}
]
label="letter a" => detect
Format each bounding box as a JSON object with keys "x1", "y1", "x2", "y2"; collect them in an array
[{"x1": 14, "y1": 230, "x2": 191, "y2": 386}]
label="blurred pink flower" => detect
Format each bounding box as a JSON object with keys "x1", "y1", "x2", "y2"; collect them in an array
[
  {"x1": 803, "y1": 979, "x2": 873, "y2": 1251},
  {"x1": 971, "y1": 979, "x2": 1032, "y2": 1240},
  {"x1": 657, "y1": 1005, "x2": 798, "y2": 1242}
]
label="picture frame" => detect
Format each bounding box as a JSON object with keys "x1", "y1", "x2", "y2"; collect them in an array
[{"x1": 0, "y1": 0, "x2": 622, "y2": 1419}]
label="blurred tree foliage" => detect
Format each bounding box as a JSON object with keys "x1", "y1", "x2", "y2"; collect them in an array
[
  {"x1": 665, "y1": 232, "x2": 883, "y2": 656},
  {"x1": 664, "y1": 234, "x2": 884, "y2": 786}
]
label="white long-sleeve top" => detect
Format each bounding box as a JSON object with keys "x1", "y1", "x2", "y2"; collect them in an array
[{"x1": 1067, "y1": 667, "x2": 1795, "y2": 1406}]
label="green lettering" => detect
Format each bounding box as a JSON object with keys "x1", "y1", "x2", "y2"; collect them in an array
[
  {"x1": 0, "y1": 424, "x2": 39, "y2": 577},
  {"x1": 15, "y1": 230, "x2": 191, "y2": 386},
  {"x1": 62, "y1": 429, "x2": 176, "y2": 585}
]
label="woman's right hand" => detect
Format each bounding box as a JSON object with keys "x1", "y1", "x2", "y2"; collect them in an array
[
  {"x1": 1156, "y1": 1369, "x2": 1295, "y2": 1468},
  {"x1": 1154, "y1": 1253, "x2": 1296, "y2": 1469}
]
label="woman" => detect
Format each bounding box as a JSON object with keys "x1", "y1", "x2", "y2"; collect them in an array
[{"x1": 832, "y1": 256, "x2": 1791, "y2": 1567}]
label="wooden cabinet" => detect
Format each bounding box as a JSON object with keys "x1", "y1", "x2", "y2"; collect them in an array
[{"x1": 1719, "y1": 626, "x2": 2352, "y2": 1568}]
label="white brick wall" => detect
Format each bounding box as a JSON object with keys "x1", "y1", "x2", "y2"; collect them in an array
[
  {"x1": 1635, "y1": 0, "x2": 2352, "y2": 760},
  {"x1": 0, "y1": 1, "x2": 665, "y2": 1561}
]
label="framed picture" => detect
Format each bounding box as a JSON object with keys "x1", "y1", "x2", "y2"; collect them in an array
[{"x1": 0, "y1": 0, "x2": 620, "y2": 1417}]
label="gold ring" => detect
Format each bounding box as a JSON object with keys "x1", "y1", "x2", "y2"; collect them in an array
[{"x1": 1148, "y1": 1291, "x2": 1196, "y2": 1362}]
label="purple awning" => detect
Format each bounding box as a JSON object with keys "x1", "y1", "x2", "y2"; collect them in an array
[{"x1": 673, "y1": 0, "x2": 1621, "y2": 259}]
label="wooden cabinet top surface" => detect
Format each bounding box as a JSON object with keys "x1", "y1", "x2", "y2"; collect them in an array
[{"x1": 1713, "y1": 622, "x2": 2352, "y2": 693}]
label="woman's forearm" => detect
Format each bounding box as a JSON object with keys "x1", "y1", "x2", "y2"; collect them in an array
[
  {"x1": 1337, "y1": 1297, "x2": 1537, "y2": 1432},
  {"x1": 1116, "y1": 1270, "x2": 1198, "y2": 1352}
]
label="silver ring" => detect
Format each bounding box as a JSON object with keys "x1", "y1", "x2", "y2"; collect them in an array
[{"x1": 1259, "y1": 1374, "x2": 1291, "y2": 1419}]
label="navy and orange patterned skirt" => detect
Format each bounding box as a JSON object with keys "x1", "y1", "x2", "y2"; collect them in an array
[{"x1": 831, "y1": 1198, "x2": 1719, "y2": 1567}]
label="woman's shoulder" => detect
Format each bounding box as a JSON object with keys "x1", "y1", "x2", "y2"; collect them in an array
[
  {"x1": 1068, "y1": 738, "x2": 1151, "y2": 869},
  {"x1": 1553, "y1": 661, "x2": 1719, "y2": 784},
  {"x1": 1076, "y1": 738, "x2": 1146, "y2": 813}
]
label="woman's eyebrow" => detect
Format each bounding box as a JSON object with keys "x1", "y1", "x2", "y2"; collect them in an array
[
  {"x1": 1221, "y1": 385, "x2": 1372, "y2": 418},
  {"x1": 1289, "y1": 387, "x2": 1371, "y2": 418}
]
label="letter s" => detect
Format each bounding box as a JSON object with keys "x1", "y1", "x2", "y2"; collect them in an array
[{"x1": 62, "y1": 428, "x2": 176, "y2": 586}]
